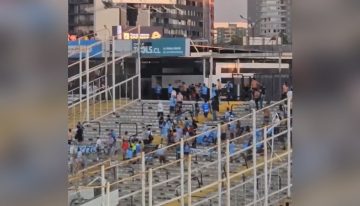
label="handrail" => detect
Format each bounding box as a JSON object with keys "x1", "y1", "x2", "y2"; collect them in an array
[
  {"x1": 68, "y1": 74, "x2": 138, "y2": 109},
  {"x1": 68, "y1": 75, "x2": 105, "y2": 96},
  {"x1": 68, "y1": 51, "x2": 135, "y2": 83}
]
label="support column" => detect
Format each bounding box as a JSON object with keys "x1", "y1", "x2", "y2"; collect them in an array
[
  {"x1": 112, "y1": 36, "x2": 116, "y2": 111},
  {"x1": 86, "y1": 47, "x2": 90, "y2": 121},
  {"x1": 209, "y1": 50, "x2": 213, "y2": 87},
  {"x1": 79, "y1": 41, "x2": 83, "y2": 115},
  {"x1": 252, "y1": 109, "x2": 257, "y2": 204},
  {"x1": 217, "y1": 124, "x2": 222, "y2": 205},
  {"x1": 141, "y1": 152, "x2": 146, "y2": 206},
  {"x1": 226, "y1": 140, "x2": 231, "y2": 206},
  {"x1": 148, "y1": 168, "x2": 153, "y2": 206},
  {"x1": 101, "y1": 165, "x2": 105, "y2": 206},
  {"x1": 106, "y1": 182, "x2": 110, "y2": 206},
  {"x1": 202, "y1": 58, "x2": 206, "y2": 85},
  {"x1": 180, "y1": 138, "x2": 185, "y2": 206},
  {"x1": 236, "y1": 59, "x2": 240, "y2": 100},
  {"x1": 105, "y1": 38, "x2": 108, "y2": 101},
  {"x1": 287, "y1": 97, "x2": 292, "y2": 196},
  {"x1": 264, "y1": 127, "x2": 269, "y2": 206},
  {"x1": 137, "y1": 25, "x2": 142, "y2": 100},
  {"x1": 187, "y1": 155, "x2": 192, "y2": 206}
]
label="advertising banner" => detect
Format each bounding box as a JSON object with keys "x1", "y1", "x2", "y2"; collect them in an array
[
  {"x1": 113, "y1": 26, "x2": 163, "y2": 40},
  {"x1": 132, "y1": 38, "x2": 190, "y2": 57},
  {"x1": 68, "y1": 40, "x2": 102, "y2": 58}
]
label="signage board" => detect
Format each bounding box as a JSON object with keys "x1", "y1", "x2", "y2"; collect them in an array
[
  {"x1": 113, "y1": 26, "x2": 163, "y2": 40},
  {"x1": 110, "y1": 0, "x2": 176, "y2": 4},
  {"x1": 132, "y1": 38, "x2": 190, "y2": 57},
  {"x1": 68, "y1": 40, "x2": 102, "y2": 58}
]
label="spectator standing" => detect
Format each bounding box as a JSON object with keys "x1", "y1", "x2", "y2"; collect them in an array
[
  {"x1": 217, "y1": 79, "x2": 222, "y2": 96},
  {"x1": 176, "y1": 92, "x2": 183, "y2": 107},
  {"x1": 157, "y1": 101, "x2": 164, "y2": 117},
  {"x1": 224, "y1": 108, "x2": 231, "y2": 122},
  {"x1": 260, "y1": 86, "x2": 266, "y2": 109},
  {"x1": 194, "y1": 101, "x2": 200, "y2": 118},
  {"x1": 75, "y1": 123, "x2": 84, "y2": 143},
  {"x1": 210, "y1": 84, "x2": 217, "y2": 100},
  {"x1": 184, "y1": 142, "x2": 191, "y2": 157},
  {"x1": 121, "y1": 139, "x2": 129, "y2": 160},
  {"x1": 202, "y1": 100, "x2": 211, "y2": 119},
  {"x1": 157, "y1": 141, "x2": 166, "y2": 164},
  {"x1": 68, "y1": 129, "x2": 73, "y2": 145},
  {"x1": 154, "y1": 83, "x2": 162, "y2": 99},
  {"x1": 282, "y1": 82, "x2": 289, "y2": 100},
  {"x1": 167, "y1": 84, "x2": 173, "y2": 98},
  {"x1": 195, "y1": 84, "x2": 201, "y2": 101},
  {"x1": 254, "y1": 89, "x2": 261, "y2": 110},
  {"x1": 201, "y1": 83, "x2": 209, "y2": 101},
  {"x1": 225, "y1": 81, "x2": 234, "y2": 101},
  {"x1": 169, "y1": 96, "x2": 176, "y2": 114},
  {"x1": 211, "y1": 97, "x2": 220, "y2": 121}
]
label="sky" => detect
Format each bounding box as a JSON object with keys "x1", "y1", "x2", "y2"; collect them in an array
[{"x1": 214, "y1": 0, "x2": 247, "y2": 22}]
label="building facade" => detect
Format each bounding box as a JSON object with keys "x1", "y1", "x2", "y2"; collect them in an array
[
  {"x1": 213, "y1": 22, "x2": 247, "y2": 45},
  {"x1": 148, "y1": 0, "x2": 213, "y2": 42},
  {"x1": 68, "y1": 0, "x2": 119, "y2": 40},
  {"x1": 68, "y1": 0, "x2": 213, "y2": 41},
  {"x1": 247, "y1": 0, "x2": 291, "y2": 43}
]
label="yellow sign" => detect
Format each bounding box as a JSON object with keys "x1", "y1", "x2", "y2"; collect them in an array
[{"x1": 123, "y1": 31, "x2": 162, "y2": 40}]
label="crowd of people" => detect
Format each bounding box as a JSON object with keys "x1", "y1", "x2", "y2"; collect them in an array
[{"x1": 69, "y1": 79, "x2": 292, "y2": 171}]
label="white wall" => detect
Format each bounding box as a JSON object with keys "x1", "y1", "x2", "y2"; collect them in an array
[{"x1": 94, "y1": 0, "x2": 119, "y2": 41}]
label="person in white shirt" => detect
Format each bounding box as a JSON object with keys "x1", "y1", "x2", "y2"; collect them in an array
[
  {"x1": 287, "y1": 87, "x2": 293, "y2": 99},
  {"x1": 171, "y1": 89, "x2": 177, "y2": 98},
  {"x1": 96, "y1": 137, "x2": 103, "y2": 151},
  {"x1": 157, "y1": 101, "x2": 164, "y2": 117}
]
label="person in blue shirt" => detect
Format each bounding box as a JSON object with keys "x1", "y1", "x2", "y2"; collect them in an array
[
  {"x1": 201, "y1": 83, "x2": 209, "y2": 101},
  {"x1": 184, "y1": 142, "x2": 191, "y2": 156},
  {"x1": 154, "y1": 83, "x2": 162, "y2": 99},
  {"x1": 225, "y1": 81, "x2": 233, "y2": 102},
  {"x1": 136, "y1": 140, "x2": 142, "y2": 156},
  {"x1": 125, "y1": 147, "x2": 133, "y2": 160},
  {"x1": 210, "y1": 84, "x2": 217, "y2": 100},
  {"x1": 168, "y1": 84, "x2": 173, "y2": 98},
  {"x1": 202, "y1": 100, "x2": 210, "y2": 119},
  {"x1": 169, "y1": 96, "x2": 176, "y2": 114}
]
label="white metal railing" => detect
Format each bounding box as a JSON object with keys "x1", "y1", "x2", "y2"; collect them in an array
[
  {"x1": 68, "y1": 37, "x2": 140, "y2": 129},
  {"x1": 68, "y1": 97, "x2": 292, "y2": 206}
]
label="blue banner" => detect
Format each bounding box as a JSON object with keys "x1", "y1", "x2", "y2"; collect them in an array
[
  {"x1": 132, "y1": 38, "x2": 190, "y2": 57},
  {"x1": 68, "y1": 40, "x2": 102, "y2": 58}
]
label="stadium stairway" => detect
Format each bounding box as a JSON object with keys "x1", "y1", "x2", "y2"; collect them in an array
[{"x1": 68, "y1": 99, "x2": 290, "y2": 206}]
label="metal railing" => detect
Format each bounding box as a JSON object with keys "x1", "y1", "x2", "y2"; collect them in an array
[
  {"x1": 68, "y1": 97, "x2": 292, "y2": 206},
  {"x1": 68, "y1": 37, "x2": 140, "y2": 129}
]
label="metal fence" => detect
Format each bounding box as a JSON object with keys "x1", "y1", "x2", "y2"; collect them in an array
[{"x1": 67, "y1": 38, "x2": 140, "y2": 129}]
